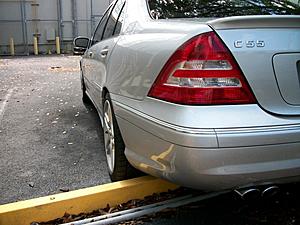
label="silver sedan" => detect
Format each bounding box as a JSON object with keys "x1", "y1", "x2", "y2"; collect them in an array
[{"x1": 75, "y1": 0, "x2": 300, "y2": 193}]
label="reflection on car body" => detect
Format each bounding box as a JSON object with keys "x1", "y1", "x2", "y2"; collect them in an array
[{"x1": 75, "y1": 0, "x2": 300, "y2": 191}]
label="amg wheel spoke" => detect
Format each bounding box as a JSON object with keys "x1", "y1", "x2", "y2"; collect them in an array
[{"x1": 104, "y1": 100, "x2": 116, "y2": 174}]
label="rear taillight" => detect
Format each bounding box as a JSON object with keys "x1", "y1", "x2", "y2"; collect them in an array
[{"x1": 148, "y1": 32, "x2": 256, "y2": 105}]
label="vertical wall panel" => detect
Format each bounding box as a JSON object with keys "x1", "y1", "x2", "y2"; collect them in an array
[
  {"x1": 0, "y1": 0, "x2": 110, "y2": 55},
  {"x1": 0, "y1": 1, "x2": 23, "y2": 54}
]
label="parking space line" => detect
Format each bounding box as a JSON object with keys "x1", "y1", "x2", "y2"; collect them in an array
[{"x1": 0, "y1": 88, "x2": 15, "y2": 124}]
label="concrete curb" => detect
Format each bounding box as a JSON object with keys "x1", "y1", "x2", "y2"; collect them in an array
[{"x1": 0, "y1": 176, "x2": 178, "y2": 225}]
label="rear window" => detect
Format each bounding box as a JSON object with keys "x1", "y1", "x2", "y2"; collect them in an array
[{"x1": 147, "y1": 0, "x2": 300, "y2": 19}]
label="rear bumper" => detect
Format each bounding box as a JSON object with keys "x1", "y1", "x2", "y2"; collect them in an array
[{"x1": 113, "y1": 100, "x2": 300, "y2": 190}]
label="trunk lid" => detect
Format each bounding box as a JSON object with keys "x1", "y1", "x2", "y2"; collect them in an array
[
  {"x1": 208, "y1": 16, "x2": 300, "y2": 115},
  {"x1": 273, "y1": 53, "x2": 300, "y2": 105}
]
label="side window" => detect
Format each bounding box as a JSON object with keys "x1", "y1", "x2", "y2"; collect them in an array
[
  {"x1": 102, "y1": 0, "x2": 126, "y2": 40},
  {"x1": 92, "y1": 6, "x2": 112, "y2": 45},
  {"x1": 113, "y1": 2, "x2": 125, "y2": 36}
]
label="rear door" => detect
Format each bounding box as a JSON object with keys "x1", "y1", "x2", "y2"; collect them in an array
[
  {"x1": 82, "y1": 5, "x2": 112, "y2": 100},
  {"x1": 86, "y1": 0, "x2": 126, "y2": 112}
]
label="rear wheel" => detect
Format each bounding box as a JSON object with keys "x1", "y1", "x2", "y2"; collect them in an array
[{"x1": 103, "y1": 93, "x2": 140, "y2": 181}]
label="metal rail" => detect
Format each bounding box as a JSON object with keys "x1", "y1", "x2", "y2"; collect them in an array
[{"x1": 60, "y1": 191, "x2": 226, "y2": 225}]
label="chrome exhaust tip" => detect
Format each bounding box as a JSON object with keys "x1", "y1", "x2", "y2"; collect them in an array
[
  {"x1": 262, "y1": 186, "x2": 280, "y2": 198},
  {"x1": 234, "y1": 188, "x2": 261, "y2": 200}
]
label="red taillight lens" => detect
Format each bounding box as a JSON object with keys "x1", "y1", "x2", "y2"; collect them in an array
[{"x1": 148, "y1": 32, "x2": 256, "y2": 105}]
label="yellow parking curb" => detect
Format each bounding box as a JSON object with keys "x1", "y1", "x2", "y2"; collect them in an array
[{"x1": 0, "y1": 176, "x2": 178, "y2": 225}]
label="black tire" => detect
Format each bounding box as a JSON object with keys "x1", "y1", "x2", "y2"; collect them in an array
[
  {"x1": 103, "y1": 93, "x2": 140, "y2": 181},
  {"x1": 81, "y1": 76, "x2": 90, "y2": 104}
]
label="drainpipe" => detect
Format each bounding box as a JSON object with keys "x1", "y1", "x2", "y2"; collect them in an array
[
  {"x1": 20, "y1": 0, "x2": 29, "y2": 55},
  {"x1": 31, "y1": 0, "x2": 39, "y2": 39},
  {"x1": 90, "y1": 0, "x2": 93, "y2": 36},
  {"x1": 57, "y1": 0, "x2": 63, "y2": 52},
  {"x1": 71, "y1": 0, "x2": 77, "y2": 38}
]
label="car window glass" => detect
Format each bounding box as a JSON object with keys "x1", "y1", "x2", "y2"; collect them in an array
[
  {"x1": 103, "y1": 0, "x2": 126, "y2": 40},
  {"x1": 92, "y1": 6, "x2": 112, "y2": 45},
  {"x1": 113, "y1": 2, "x2": 126, "y2": 36},
  {"x1": 148, "y1": 0, "x2": 300, "y2": 19}
]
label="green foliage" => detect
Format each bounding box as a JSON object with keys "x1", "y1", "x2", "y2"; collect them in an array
[{"x1": 148, "y1": 0, "x2": 300, "y2": 19}]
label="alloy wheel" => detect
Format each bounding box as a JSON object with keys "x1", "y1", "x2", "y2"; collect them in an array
[{"x1": 103, "y1": 100, "x2": 115, "y2": 174}]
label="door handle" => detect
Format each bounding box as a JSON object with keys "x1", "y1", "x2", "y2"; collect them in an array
[
  {"x1": 100, "y1": 48, "x2": 109, "y2": 58},
  {"x1": 88, "y1": 51, "x2": 93, "y2": 57}
]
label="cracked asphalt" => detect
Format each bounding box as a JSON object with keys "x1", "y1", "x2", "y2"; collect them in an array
[{"x1": 0, "y1": 55, "x2": 110, "y2": 205}]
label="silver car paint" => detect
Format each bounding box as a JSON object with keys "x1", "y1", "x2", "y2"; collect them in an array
[
  {"x1": 83, "y1": 36, "x2": 119, "y2": 110},
  {"x1": 112, "y1": 95, "x2": 300, "y2": 147},
  {"x1": 214, "y1": 28, "x2": 300, "y2": 115},
  {"x1": 82, "y1": 0, "x2": 300, "y2": 190},
  {"x1": 208, "y1": 15, "x2": 300, "y2": 29},
  {"x1": 107, "y1": 24, "x2": 212, "y2": 100},
  {"x1": 114, "y1": 99, "x2": 300, "y2": 190},
  {"x1": 273, "y1": 53, "x2": 300, "y2": 105},
  {"x1": 111, "y1": 94, "x2": 300, "y2": 129}
]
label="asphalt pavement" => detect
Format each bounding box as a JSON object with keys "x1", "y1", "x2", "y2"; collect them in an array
[
  {"x1": 0, "y1": 55, "x2": 110, "y2": 205},
  {"x1": 1, "y1": 55, "x2": 300, "y2": 225}
]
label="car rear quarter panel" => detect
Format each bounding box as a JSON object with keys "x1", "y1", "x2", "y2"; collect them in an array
[{"x1": 105, "y1": 0, "x2": 211, "y2": 100}]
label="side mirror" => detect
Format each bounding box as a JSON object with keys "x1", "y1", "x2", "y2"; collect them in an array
[{"x1": 73, "y1": 36, "x2": 89, "y2": 55}]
